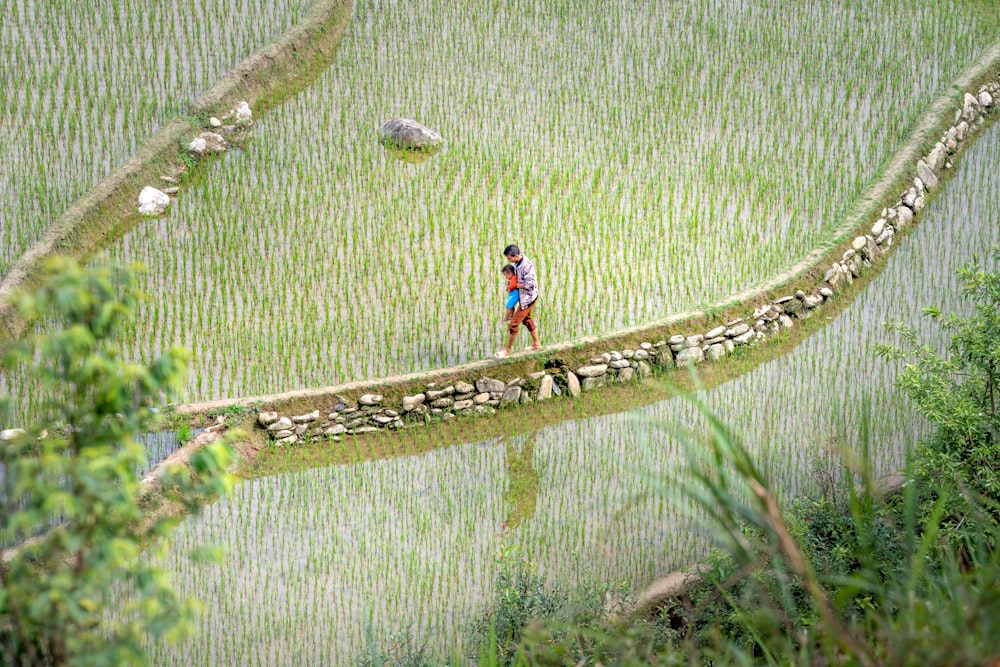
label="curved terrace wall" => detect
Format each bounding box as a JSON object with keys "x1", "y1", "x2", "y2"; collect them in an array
[
  {"x1": 172, "y1": 45, "x2": 1000, "y2": 444},
  {"x1": 0, "y1": 0, "x2": 354, "y2": 343}
]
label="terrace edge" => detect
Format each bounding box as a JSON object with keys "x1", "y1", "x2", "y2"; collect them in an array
[
  {"x1": 173, "y1": 41, "x2": 1000, "y2": 422},
  {"x1": 0, "y1": 0, "x2": 354, "y2": 344}
]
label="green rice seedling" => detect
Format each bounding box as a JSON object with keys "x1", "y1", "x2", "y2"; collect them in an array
[
  {"x1": 141, "y1": 123, "x2": 1000, "y2": 665},
  {"x1": 93, "y1": 0, "x2": 1000, "y2": 404}
]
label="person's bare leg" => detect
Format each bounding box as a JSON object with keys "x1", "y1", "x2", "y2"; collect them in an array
[
  {"x1": 528, "y1": 326, "x2": 541, "y2": 349},
  {"x1": 504, "y1": 331, "x2": 517, "y2": 353}
]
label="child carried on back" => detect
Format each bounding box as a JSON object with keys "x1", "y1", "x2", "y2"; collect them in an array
[{"x1": 501, "y1": 264, "x2": 520, "y2": 324}]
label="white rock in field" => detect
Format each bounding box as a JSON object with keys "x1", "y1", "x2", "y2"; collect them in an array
[
  {"x1": 927, "y1": 143, "x2": 946, "y2": 170},
  {"x1": 609, "y1": 359, "x2": 630, "y2": 369},
  {"x1": 616, "y1": 367, "x2": 635, "y2": 383},
  {"x1": 0, "y1": 428, "x2": 26, "y2": 441},
  {"x1": 475, "y1": 378, "x2": 506, "y2": 394},
  {"x1": 209, "y1": 116, "x2": 222, "y2": 128},
  {"x1": 137, "y1": 186, "x2": 170, "y2": 216},
  {"x1": 913, "y1": 196, "x2": 925, "y2": 212},
  {"x1": 234, "y1": 101, "x2": 253, "y2": 123},
  {"x1": 871, "y1": 219, "x2": 886, "y2": 236},
  {"x1": 377, "y1": 118, "x2": 442, "y2": 150},
  {"x1": 636, "y1": 361, "x2": 652, "y2": 378},
  {"x1": 454, "y1": 381, "x2": 475, "y2": 394},
  {"x1": 852, "y1": 236, "x2": 867, "y2": 251},
  {"x1": 359, "y1": 393, "x2": 383, "y2": 406},
  {"x1": 980, "y1": 91, "x2": 994, "y2": 108},
  {"x1": 473, "y1": 392, "x2": 490, "y2": 405},
  {"x1": 632, "y1": 349, "x2": 650, "y2": 361}
]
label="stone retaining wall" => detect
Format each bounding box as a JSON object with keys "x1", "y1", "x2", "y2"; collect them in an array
[{"x1": 246, "y1": 78, "x2": 999, "y2": 447}]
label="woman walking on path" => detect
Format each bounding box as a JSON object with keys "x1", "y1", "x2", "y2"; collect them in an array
[{"x1": 495, "y1": 244, "x2": 541, "y2": 358}]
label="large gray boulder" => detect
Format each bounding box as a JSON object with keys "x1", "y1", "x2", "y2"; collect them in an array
[{"x1": 378, "y1": 118, "x2": 442, "y2": 150}]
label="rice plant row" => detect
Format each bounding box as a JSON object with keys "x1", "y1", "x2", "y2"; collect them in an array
[
  {"x1": 146, "y1": 123, "x2": 1000, "y2": 665},
  {"x1": 102, "y1": 0, "x2": 1000, "y2": 404},
  {"x1": 0, "y1": 0, "x2": 315, "y2": 276}
]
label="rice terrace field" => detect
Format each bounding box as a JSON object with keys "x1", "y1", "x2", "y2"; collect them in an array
[{"x1": 2, "y1": 0, "x2": 1000, "y2": 664}]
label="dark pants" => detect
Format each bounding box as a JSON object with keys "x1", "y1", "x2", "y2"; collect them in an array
[{"x1": 509, "y1": 299, "x2": 537, "y2": 336}]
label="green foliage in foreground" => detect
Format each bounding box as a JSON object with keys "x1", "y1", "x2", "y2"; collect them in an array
[
  {"x1": 359, "y1": 252, "x2": 1000, "y2": 665},
  {"x1": 0, "y1": 258, "x2": 234, "y2": 666}
]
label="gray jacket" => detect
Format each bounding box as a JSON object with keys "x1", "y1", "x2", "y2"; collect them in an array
[{"x1": 515, "y1": 255, "x2": 539, "y2": 309}]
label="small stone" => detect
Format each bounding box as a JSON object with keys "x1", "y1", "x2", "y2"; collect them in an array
[
  {"x1": 819, "y1": 287, "x2": 834, "y2": 298},
  {"x1": 507, "y1": 377, "x2": 524, "y2": 387},
  {"x1": 567, "y1": 372, "x2": 581, "y2": 397},
  {"x1": 779, "y1": 315, "x2": 793, "y2": 328},
  {"x1": 640, "y1": 342, "x2": 652, "y2": 350},
  {"x1": 852, "y1": 236, "x2": 866, "y2": 251},
  {"x1": 803, "y1": 295, "x2": 823, "y2": 309},
  {"x1": 632, "y1": 349, "x2": 649, "y2": 361},
  {"x1": 668, "y1": 334, "x2": 685, "y2": 345},
  {"x1": 267, "y1": 417, "x2": 293, "y2": 432},
  {"x1": 871, "y1": 219, "x2": 886, "y2": 236},
  {"x1": 430, "y1": 397, "x2": 454, "y2": 409},
  {"x1": 575, "y1": 364, "x2": 608, "y2": 378},
  {"x1": 234, "y1": 100, "x2": 253, "y2": 123},
  {"x1": 352, "y1": 426, "x2": 379, "y2": 434},
  {"x1": 499, "y1": 386, "x2": 522, "y2": 407},
  {"x1": 473, "y1": 393, "x2": 490, "y2": 404},
  {"x1": 685, "y1": 334, "x2": 704, "y2": 348},
  {"x1": 325, "y1": 425, "x2": 347, "y2": 436},
  {"x1": 402, "y1": 394, "x2": 426, "y2": 411},
  {"x1": 956, "y1": 121, "x2": 969, "y2": 142},
  {"x1": 676, "y1": 347, "x2": 704, "y2": 366},
  {"x1": 527, "y1": 372, "x2": 547, "y2": 380},
  {"x1": 616, "y1": 367, "x2": 635, "y2": 383},
  {"x1": 160, "y1": 175, "x2": 179, "y2": 185},
  {"x1": 600, "y1": 353, "x2": 612, "y2": 364},
  {"x1": 961, "y1": 92, "x2": 979, "y2": 122},
  {"x1": 537, "y1": 375, "x2": 554, "y2": 401},
  {"x1": 979, "y1": 90, "x2": 993, "y2": 108},
  {"x1": 916, "y1": 160, "x2": 938, "y2": 190},
  {"x1": 734, "y1": 330, "x2": 755, "y2": 345},
  {"x1": 275, "y1": 435, "x2": 298, "y2": 446},
  {"x1": 913, "y1": 196, "x2": 925, "y2": 212},
  {"x1": 294, "y1": 424, "x2": 308, "y2": 435},
  {"x1": 476, "y1": 378, "x2": 506, "y2": 394},
  {"x1": 705, "y1": 343, "x2": 726, "y2": 361},
  {"x1": 292, "y1": 410, "x2": 320, "y2": 423},
  {"x1": 272, "y1": 429, "x2": 294, "y2": 439},
  {"x1": 426, "y1": 387, "x2": 454, "y2": 400},
  {"x1": 636, "y1": 360, "x2": 652, "y2": 378},
  {"x1": 0, "y1": 428, "x2": 26, "y2": 441},
  {"x1": 372, "y1": 415, "x2": 395, "y2": 425},
  {"x1": 581, "y1": 375, "x2": 606, "y2": 391},
  {"x1": 188, "y1": 131, "x2": 228, "y2": 155},
  {"x1": 257, "y1": 411, "x2": 279, "y2": 427},
  {"x1": 209, "y1": 116, "x2": 222, "y2": 128},
  {"x1": 137, "y1": 186, "x2": 170, "y2": 216},
  {"x1": 725, "y1": 323, "x2": 750, "y2": 337},
  {"x1": 609, "y1": 359, "x2": 630, "y2": 369},
  {"x1": 359, "y1": 393, "x2": 383, "y2": 406},
  {"x1": 609, "y1": 351, "x2": 623, "y2": 361},
  {"x1": 622, "y1": 350, "x2": 634, "y2": 359},
  {"x1": 163, "y1": 186, "x2": 180, "y2": 195},
  {"x1": 896, "y1": 205, "x2": 914, "y2": 229}
]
